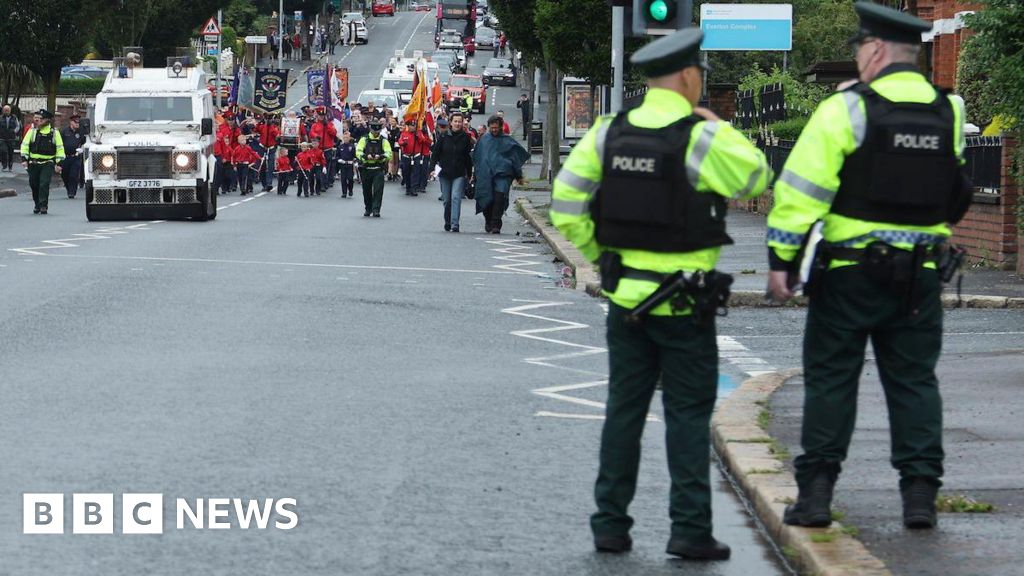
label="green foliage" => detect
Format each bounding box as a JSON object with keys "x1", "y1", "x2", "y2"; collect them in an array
[
  {"x1": 960, "y1": 0, "x2": 1023, "y2": 194},
  {"x1": 534, "y1": 0, "x2": 612, "y2": 85},
  {"x1": 57, "y1": 77, "x2": 105, "y2": 95},
  {"x1": 763, "y1": 116, "x2": 810, "y2": 140},
  {"x1": 739, "y1": 66, "x2": 830, "y2": 116},
  {"x1": 224, "y1": 0, "x2": 260, "y2": 34},
  {"x1": 936, "y1": 494, "x2": 995, "y2": 514},
  {"x1": 810, "y1": 531, "x2": 836, "y2": 543},
  {"x1": 490, "y1": 0, "x2": 544, "y2": 68}
]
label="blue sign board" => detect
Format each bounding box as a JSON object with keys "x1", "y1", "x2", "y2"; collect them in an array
[{"x1": 700, "y1": 4, "x2": 793, "y2": 51}]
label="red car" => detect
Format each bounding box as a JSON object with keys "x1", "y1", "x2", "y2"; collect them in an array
[
  {"x1": 372, "y1": 0, "x2": 395, "y2": 16},
  {"x1": 446, "y1": 74, "x2": 486, "y2": 114}
]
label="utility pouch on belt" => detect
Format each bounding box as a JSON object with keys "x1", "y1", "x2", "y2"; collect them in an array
[
  {"x1": 861, "y1": 242, "x2": 905, "y2": 286},
  {"x1": 936, "y1": 244, "x2": 966, "y2": 283},
  {"x1": 598, "y1": 252, "x2": 623, "y2": 293},
  {"x1": 687, "y1": 270, "x2": 734, "y2": 327}
]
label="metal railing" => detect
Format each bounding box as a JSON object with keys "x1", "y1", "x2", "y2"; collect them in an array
[{"x1": 963, "y1": 136, "x2": 1002, "y2": 193}]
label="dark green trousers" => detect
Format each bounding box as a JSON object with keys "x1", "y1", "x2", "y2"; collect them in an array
[
  {"x1": 795, "y1": 265, "x2": 944, "y2": 489},
  {"x1": 592, "y1": 303, "x2": 719, "y2": 539},
  {"x1": 360, "y1": 166, "x2": 385, "y2": 213},
  {"x1": 27, "y1": 162, "x2": 55, "y2": 210}
]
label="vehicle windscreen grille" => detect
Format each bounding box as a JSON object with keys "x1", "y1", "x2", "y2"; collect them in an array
[{"x1": 118, "y1": 150, "x2": 171, "y2": 179}]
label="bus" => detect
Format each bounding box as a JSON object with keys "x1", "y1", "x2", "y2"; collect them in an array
[{"x1": 436, "y1": 1, "x2": 477, "y2": 54}]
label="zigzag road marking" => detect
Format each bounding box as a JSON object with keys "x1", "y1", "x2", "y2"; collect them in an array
[
  {"x1": 8, "y1": 193, "x2": 266, "y2": 257},
  {"x1": 503, "y1": 299, "x2": 660, "y2": 422},
  {"x1": 481, "y1": 238, "x2": 546, "y2": 274},
  {"x1": 9, "y1": 226, "x2": 148, "y2": 256}
]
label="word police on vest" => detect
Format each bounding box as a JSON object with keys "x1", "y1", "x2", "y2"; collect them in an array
[
  {"x1": 611, "y1": 155, "x2": 658, "y2": 174},
  {"x1": 893, "y1": 133, "x2": 940, "y2": 150},
  {"x1": 23, "y1": 493, "x2": 299, "y2": 534}
]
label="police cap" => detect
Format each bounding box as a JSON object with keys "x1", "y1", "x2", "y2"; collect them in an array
[
  {"x1": 36, "y1": 109, "x2": 54, "y2": 119},
  {"x1": 629, "y1": 28, "x2": 707, "y2": 79},
  {"x1": 368, "y1": 119, "x2": 382, "y2": 130},
  {"x1": 850, "y1": 1, "x2": 931, "y2": 45}
]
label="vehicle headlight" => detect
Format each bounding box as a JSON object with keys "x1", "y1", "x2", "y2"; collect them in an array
[
  {"x1": 91, "y1": 152, "x2": 116, "y2": 173},
  {"x1": 172, "y1": 151, "x2": 198, "y2": 173}
]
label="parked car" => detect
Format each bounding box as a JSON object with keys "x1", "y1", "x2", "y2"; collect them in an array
[
  {"x1": 207, "y1": 77, "x2": 232, "y2": 101},
  {"x1": 434, "y1": 49, "x2": 467, "y2": 73},
  {"x1": 482, "y1": 58, "x2": 516, "y2": 86},
  {"x1": 446, "y1": 74, "x2": 486, "y2": 114},
  {"x1": 474, "y1": 26, "x2": 496, "y2": 50},
  {"x1": 61, "y1": 65, "x2": 109, "y2": 79},
  {"x1": 372, "y1": 0, "x2": 395, "y2": 17},
  {"x1": 438, "y1": 32, "x2": 463, "y2": 52},
  {"x1": 411, "y1": 1, "x2": 433, "y2": 10},
  {"x1": 341, "y1": 12, "x2": 370, "y2": 44}
]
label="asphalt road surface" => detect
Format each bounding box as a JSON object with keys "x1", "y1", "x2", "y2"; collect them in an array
[{"x1": 0, "y1": 10, "x2": 789, "y2": 576}]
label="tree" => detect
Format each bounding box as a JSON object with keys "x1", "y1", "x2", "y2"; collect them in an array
[
  {"x1": 960, "y1": 0, "x2": 1024, "y2": 186},
  {"x1": 91, "y1": 0, "x2": 164, "y2": 58},
  {"x1": 5, "y1": 0, "x2": 105, "y2": 112}
]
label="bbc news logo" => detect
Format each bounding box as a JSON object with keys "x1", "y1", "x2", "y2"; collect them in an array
[{"x1": 23, "y1": 494, "x2": 298, "y2": 534}]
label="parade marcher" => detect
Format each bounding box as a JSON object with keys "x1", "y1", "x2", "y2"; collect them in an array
[
  {"x1": 496, "y1": 110, "x2": 512, "y2": 135},
  {"x1": 257, "y1": 114, "x2": 280, "y2": 192},
  {"x1": 274, "y1": 147, "x2": 293, "y2": 195},
  {"x1": 0, "y1": 104, "x2": 22, "y2": 171},
  {"x1": 337, "y1": 130, "x2": 357, "y2": 198},
  {"x1": 309, "y1": 107, "x2": 338, "y2": 188},
  {"x1": 430, "y1": 111, "x2": 473, "y2": 232},
  {"x1": 305, "y1": 137, "x2": 327, "y2": 195},
  {"x1": 551, "y1": 29, "x2": 770, "y2": 559},
  {"x1": 215, "y1": 114, "x2": 241, "y2": 193},
  {"x1": 20, "y1": 110, "x2": 66, "y2": 214},
  {"x1": 356, "y1": 118, "x2": 392, "y2": 217},
  {"x1": 214, "y1": 133, "x2": 236, "y2": 195},
  {"x1": 231, "y1": 134, "x2": 261, "y2": 196},
  {"x1": 471, "y1": 115, "x2": 528, "y2": 234},
  {"x1": 516, "y1": 94, "x2": 532, "y2": 141},
  {"x1": 295, "y1": 142, "x2": 316, "y2": 197},
  {"x1": 59, "y1": 114, "x2": 86, "y2": 199},
  {"x1": 414, "y1": 123, "x2": 433, "y2": 195},
  {"x1": 397, "y1": 120, "x2": 419, "y2": 195},
  {"x1": 766, "y1": 2, "x2": 972, "y2": 532}
]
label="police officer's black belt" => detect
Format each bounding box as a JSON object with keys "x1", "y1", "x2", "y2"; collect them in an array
[
  {"x1": 621, "y1": 266, "x2": 676, "y2": 284},
  {"x1": 825, "y1": 244, "x2": 939, "y2": 263}
]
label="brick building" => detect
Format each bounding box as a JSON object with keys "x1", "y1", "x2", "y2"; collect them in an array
[{"x1": 913, "y1": 0, "x2": 983, "y2": 89}]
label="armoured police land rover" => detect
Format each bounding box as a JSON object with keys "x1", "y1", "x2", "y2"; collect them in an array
[{"x1": 84, "y1": 59, "x2": 217, "y2": 221}]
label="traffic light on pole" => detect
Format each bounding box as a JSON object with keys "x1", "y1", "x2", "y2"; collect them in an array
[{"x1": 632, "y1": 0, "x2": 691, "y2": 35}]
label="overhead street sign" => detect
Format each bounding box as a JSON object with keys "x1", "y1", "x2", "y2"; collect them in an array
[
  {"x1": 700, "y1": 4, "x2": 793, "y2": 51},
  {"x1": 245, "y1": 35, "x2": 268, "y2": 44},
  {"x1": 202, "y1": 17, "x2": 221, "y2": 36}
]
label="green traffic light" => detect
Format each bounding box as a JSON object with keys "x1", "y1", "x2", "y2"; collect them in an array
[{"x1": 648, "y1": 0, "x2": 669, "y2": 21}]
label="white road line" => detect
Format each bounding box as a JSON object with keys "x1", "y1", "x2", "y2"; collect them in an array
[
  {"x1": 717, "y1": 335, "x2": 777, "y2": 377},
  {"x1": 482, "y1": 238, "x2": 546, "y2": 273},
  {"x1": 43, "y1": 253, "x2": 531, "y2": 275}
]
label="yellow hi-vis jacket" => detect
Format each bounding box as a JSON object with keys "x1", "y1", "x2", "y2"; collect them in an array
[
  {"x1": 765, "y1": 66, "x2": 966, "y2": 271},
  {"x1": 21, "y1": 124, "x2": 65, "y2": 162},
  {"x1": 551, "y1": 88, "x2": 771, "y2": 315}
]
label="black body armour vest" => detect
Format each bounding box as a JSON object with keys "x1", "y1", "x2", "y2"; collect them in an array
[
  {"x1": 29, "y1": 129, "x2": 57, "y2": 157},
  {"x1": 363, "y1": 136, "x2": 384, "y2": 163},
  {"x1": 832, "y1": 83, "x2": 957, "y2": 226},
  {"x1": 591, "y1": 113, "x2": 732, "y2": 253}
]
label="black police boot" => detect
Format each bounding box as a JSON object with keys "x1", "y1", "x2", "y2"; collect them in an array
[
  {"x1": 666, "y1": 536, "x2": 731, "y2": 561},
  {"x1": 594, "y1": 534, "x2": 632, "y2": 554},
  {"x1": 784, "y1": 468, "x2": 837, "y2": 528},
  {"x1": 901, "y1": 477, "x2": 939, "y2": 529}
]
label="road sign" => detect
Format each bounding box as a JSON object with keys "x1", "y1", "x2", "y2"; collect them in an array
[
  {"x1": 295, "y1": 10, "x2": 303, "y2": 21},
  {"x1": 245, "y1": 36, "x2": 268, "y2": 44},
  {"x1": 201, "y1": 17, "x2": 221, "y2": 36},
  {"x1": 699, "y1": 4, "x2": 793, "y2": 51},
  {"x1": 204, "y1": 34, "x2": 219, "y2": 42},
  {"x1": 207, "y1": 47, "x2": 219, "y2": 55}
]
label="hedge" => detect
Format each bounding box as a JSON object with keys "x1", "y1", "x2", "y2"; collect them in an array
[{"x1": 57, "y1": 77, "x2": 106, "y2": 95}]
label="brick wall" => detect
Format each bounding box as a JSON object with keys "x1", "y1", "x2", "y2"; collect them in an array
[
  {"x1": 952, "y1": 137, "x2": 1020, "y2": 268},
  {"x1": 708, "y1": 83, "x2": 737, "y2": 122},
  {"x1": 730, "y1": 138, "x2": 1020, "y2": 270},
  {"x1": 914, "y1": 0, "x2": 983, "y2": 88}
]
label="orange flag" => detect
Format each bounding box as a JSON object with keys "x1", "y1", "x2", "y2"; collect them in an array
[{"x1": 431, "y1": 76, "x2": 443, "y2": 108}]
